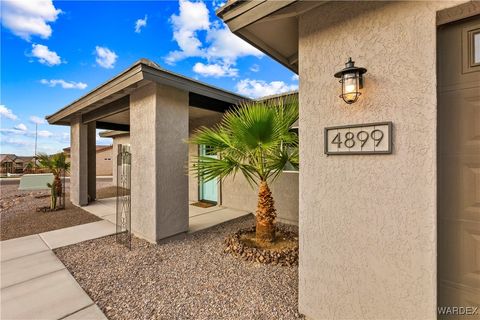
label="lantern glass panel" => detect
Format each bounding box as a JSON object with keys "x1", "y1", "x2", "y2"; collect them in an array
[{"x1": 342, "y1": 72, "x2": 359, "y2": 103}]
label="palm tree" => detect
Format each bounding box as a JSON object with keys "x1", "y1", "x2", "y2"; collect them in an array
[
  {"x1": 37, "y1": 152, "x2": 70, "y2": 210},
  {"x1": 189, "y1": 96, "x2": 298, "y2": 243}
]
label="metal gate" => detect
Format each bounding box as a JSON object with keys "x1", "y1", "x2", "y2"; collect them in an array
[{"x1": 116, "y1": 144, "x2": 131, "y2": 249}]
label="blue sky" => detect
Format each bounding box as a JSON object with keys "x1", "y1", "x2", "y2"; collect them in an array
[{"x1": 0, "y1": 0, "x2": 297, "y2": 156}]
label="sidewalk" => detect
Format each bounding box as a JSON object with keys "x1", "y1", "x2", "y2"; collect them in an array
[{"x1": 0, "y1": 220, "x2": 116, "y2": 319}]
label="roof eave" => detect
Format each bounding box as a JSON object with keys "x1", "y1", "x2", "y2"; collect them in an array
[
  {"x1": 47, "y1": 59, "x2": 248, "y2": 126},
  {"x1": 46, "y1": 61, "x2": 145, "y2": 125}
]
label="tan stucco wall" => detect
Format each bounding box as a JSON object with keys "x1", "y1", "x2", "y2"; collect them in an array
[
  {"x1": 298, "y1": 1, "x2": 464, "y2": 319},
  {"x1": 188, "y1": 143, "x2": 199, "y2": 202},
  {"x1": 70, "y1": 116, "x2": 89, "y2": 206},
  {"x1": 130, "y1": 82, "x2": 189, "y2": 242},
  {"x1": 95, "y1": 148, "x2": 113, "y2": 176},
  {"x1": 222, "y1": 172, "x2": 299, "y2": 225},
  {"x1": 65, "y1": 147, "x2": 113, "y2": 177}
]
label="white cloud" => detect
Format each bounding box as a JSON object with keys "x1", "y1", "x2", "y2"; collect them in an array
[
  {"x1": 0, "y1": 105, "x2": 18, "y2": 120},
  {"x1": 29, "y1": 115, "x2": 45, "y2": 125},
  {"x1": 60, "y1": 132, "x2": 70, "y2": 142},
  {"x1": 1, "y1": 138, "x2": 31, "y2": 147},
  {"x1": 212, "y1": 0, "x2": 226, "y2": 10},
  {"x1": 134, "y1": 15, "x2": 147, "y2": 33},
  {"x1": 165, "y1": 0, "x2": 262, "y2": 78},
  {"x1": 193, "y1": 62, "x2": 238, "y2": 78},
  {"x1": 40, "y1": 79, "x2": 87, "y2": 90},
  {"x1": 0, "y1": 124, "x2": 28, "y2": 135},
  {"x1": 0, "y1": 0, "x2": 62, "y2": 41},
  {"x1": 236, "y1": 79, "x2": 298, "y2": 99},
  {"x1": 250, "y1": 64, "x2": 260, "y2": 72},
  {"x1": 30, "y1": 44, "x2": 61, "y2": 66},
  {"x1": 291, "y1": 74, "x2": 299, "y2": 81},
  {"x1": 204, "y1": 27, "x2": 262, "y2": 64},
  {"x1": 95, "y1": 46, "x2": 118, "y2": 69},
  {"x1": 166, "y1": 0, "x2": 210, "y2": 64},
  {"x1": 37, "y1": 130, "x2": 53, "y2": 138},
  {"x1": 14, "y1": 123, "x2": 28, "y2": 131},
  {"x1": 0, "y1": 124, "x2": 53, "y2": 139}
]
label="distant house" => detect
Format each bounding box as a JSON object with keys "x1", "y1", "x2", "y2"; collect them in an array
[
  {"x1": 63, "y1": 145, "x2": 113, "y2": 176},
  {"x1": 0, "y1": 154, "x2": 36, "y2": 174},
  {"x1": 98, "y1": 131, "x2": 129, "y2": 185}
]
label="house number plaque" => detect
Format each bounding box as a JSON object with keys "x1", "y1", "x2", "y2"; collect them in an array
[{"x1": 324, "y1": 122, "x2": 392, "y2": 155}]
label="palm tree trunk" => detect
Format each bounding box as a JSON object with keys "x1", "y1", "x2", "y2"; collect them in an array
[
  {"x1": 255, "y1": 180, "x2": 276, "y2": 242},
  {"x1": 50, "y1": 183, "x2": 57, "y2": 210},
  {"x1": 54, "y1": 174, "x2": 62, "y2": 208}
]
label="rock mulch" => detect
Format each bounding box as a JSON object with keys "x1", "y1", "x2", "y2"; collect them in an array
[
  {"x1": 54, "y1": 216, "x2": 303, "y2": 320},
  {"x1": 0, "y1": 180, "x2": 110, "y2": 240},
  {"x1": 224, "y1": 226, "x2": 299, "y2": 266}
]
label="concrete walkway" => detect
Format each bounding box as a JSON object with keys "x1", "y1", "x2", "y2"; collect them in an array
[
  {"x1": 84, "y1": 197, "x2": 251, "y2": 233},
  {"x1": 0, "y1": 199, "x2": 249, "y2": 319},
  {"x1": 188, "y1": 203, "x2": 251, "y2": 233},
  {"x1": 0, "y1": 221, "x2": 115, "y2": 319}
]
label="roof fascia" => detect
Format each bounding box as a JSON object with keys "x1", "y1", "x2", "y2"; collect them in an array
[
  {"x1": 141, "y1": 64, "x2": 247, "y2": 105},
  {"x1": 224, "y1": 0, "x2": 297, "y2": 33},
  {"x1": 46, "y1": 64, "x2": 144, "y2": 124}
]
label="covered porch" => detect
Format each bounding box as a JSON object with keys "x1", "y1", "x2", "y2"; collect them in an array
[
  {"x1": 80, "y1": 197, "x2": 250, "y2": 234},
  {"x1": 46, "y1": 59, "x2": 248, "y2": 243}
]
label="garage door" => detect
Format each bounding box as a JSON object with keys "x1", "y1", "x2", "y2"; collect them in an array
[{"x1": 437, "y1": 15, "x2": 480, "y2": 319}]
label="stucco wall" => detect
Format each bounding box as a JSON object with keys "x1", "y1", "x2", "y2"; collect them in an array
[
  {"x1": 65, "y1": 147, "x2": 113, "y2": 177},
  {"x1": 222, "y1": 172, "x2": 299, "y2": 225},
  {"x1": 188, "y1": 143, "x2": 199, "y2": 201},
  {"x1": 298, "y1": 1, "x2": 463, "y2": 319},
  {"x1": 130, "y1": 82, "x2": 189, "y2": 242},
  {"x1": 70, "y1": 116, "x2": 89, "y2": 206},
  {"x1": 96, "y1": 148, "x2": 113, "y2": 176}
]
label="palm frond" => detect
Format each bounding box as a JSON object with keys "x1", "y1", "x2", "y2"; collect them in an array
[{"x1": 188, "y1": 94, "x2": 299, "y2": 185}]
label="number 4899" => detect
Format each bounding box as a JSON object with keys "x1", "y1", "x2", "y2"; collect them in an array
[{"x1": 331, "y1": 129, "x2": 384, "y2": 149}]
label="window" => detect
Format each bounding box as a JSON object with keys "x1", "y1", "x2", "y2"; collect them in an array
[
  {"x1": 203, "y1": 145, "x2": 216, "y2": 156},
  {"x1": 462, "y1": 25, "x2": 480, "y2": 73},
  {"x1": 474, "y1": 32, "x2": 480, "y2": 64}
]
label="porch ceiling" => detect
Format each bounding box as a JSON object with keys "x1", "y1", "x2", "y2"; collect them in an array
[
  {"x1": 100, "y1": 110, "x2": 129, "y2": 125},
  {"x1": 189, "y1": 107, "x2": 218, "y2": 120}
]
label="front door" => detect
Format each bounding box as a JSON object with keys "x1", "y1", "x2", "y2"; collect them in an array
[
  {"x1": 438, "y1": 15, "x2": 480, "y2": 318},
  {"x1": 199, "y1": 145, "x2": 218, "y2": 203}
]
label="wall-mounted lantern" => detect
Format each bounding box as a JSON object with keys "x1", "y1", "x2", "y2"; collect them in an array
[{"x1": 334, "y1": 58, "x2": 367, "y2": 104}]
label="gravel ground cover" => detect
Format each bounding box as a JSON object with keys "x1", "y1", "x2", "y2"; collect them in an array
[
  {"x1": 0, "y1": 180, "x2": 112, "y2": 240},
  {"x1": 55, "y1": 216, "x2": 303, "y2": 320}
]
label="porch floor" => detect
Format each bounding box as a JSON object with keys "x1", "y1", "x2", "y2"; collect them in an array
[{"x1": 82, "y1": 197, "x2": 251, "y2": 235}]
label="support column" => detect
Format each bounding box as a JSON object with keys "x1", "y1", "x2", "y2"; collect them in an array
[
  {"x1": 70, "y1": 116, "x2": 88, "y2": 206},
  {"x1": 87, "y1": 121, "x2": 96, "y2": 201},
  {"x1": 70, "y1": 116, "x2": 96, "y2": 206},
  {"x1": 130, "y1": 82, "x2": 189, "y2": 243}
]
